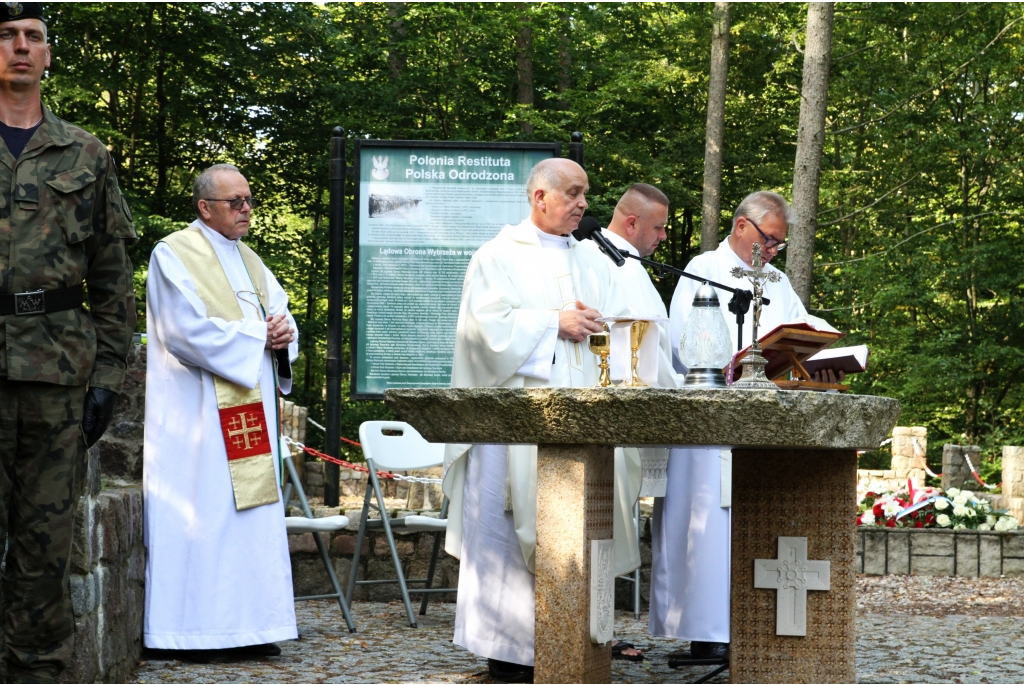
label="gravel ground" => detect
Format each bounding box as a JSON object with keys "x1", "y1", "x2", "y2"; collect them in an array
[{"x1": 134, "y1": 575, "x2": 1024, "y2": 684}]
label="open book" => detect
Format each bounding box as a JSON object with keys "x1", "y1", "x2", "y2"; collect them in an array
[
  {"x1": 731, "y1": 315, "x2": 846, "y2": 381},
  {"x1": 802, "y1": 344, "x2": 869, "y2": 375},
  {"x1": 729, "y1": 315, "x2": 864, "y2": 384}
]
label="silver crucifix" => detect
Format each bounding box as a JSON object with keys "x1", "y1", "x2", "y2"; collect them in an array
[{"x1": 730, "y1": 242, "x2": 780, "y2": 389}]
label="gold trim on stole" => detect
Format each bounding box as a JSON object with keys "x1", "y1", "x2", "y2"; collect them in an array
[{"x1": 161, "y1": 226, "x2": 280, "y2": 510}]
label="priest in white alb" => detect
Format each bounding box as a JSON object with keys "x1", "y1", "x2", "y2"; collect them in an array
[
  {"x1": 652, "y1": 191, "x2": 819, "y2": 661},
  {"x1": 143, "y1": 164, "x2": 299, "y2": 661},
  {"x1": 578, "y1": 183, "x2": 681, "y2": 390},
  {"x1": 577, "y1": 183, "x2": 685, "y2": 663},
  {"x1": 443, "y1": 158, "x2": 638, "y2": 682}
]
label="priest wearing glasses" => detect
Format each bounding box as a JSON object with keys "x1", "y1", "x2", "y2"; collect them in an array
[
  {"x1": 653, "y1": 191, "x2": 814, "y2": 662},
  {"x1": 143, "y1": 164, "x2": 299, "y2": 662}
]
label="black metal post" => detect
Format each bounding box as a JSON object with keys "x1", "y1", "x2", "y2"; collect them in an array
[
  {"x1": 568, "y1": 131, "x2": 584, "y2": 167},
  {"x1": 324, "y1": 127, "x2": 346, "y2": 506}
]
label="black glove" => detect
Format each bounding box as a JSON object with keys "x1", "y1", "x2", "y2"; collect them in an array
[{"x1": 82, "y1": 387, "x2": 119, "y2": 448}]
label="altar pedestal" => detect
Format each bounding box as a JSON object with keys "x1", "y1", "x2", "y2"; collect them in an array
[{"x1": 385, "y1": 387, "x2": 900, "y2": 684}]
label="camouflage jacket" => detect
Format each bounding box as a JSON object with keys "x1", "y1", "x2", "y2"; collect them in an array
[{"x1": 0, "y1": 106, "x2": 137, "y2": 391}]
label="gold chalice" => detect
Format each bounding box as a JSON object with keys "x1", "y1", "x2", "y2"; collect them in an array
[
  {"x1": 629, "y1": 320, "x2": 650, "y2": 387},
  {"x1": 588, "y1": 328, "x2": 612, "y2": 387}
]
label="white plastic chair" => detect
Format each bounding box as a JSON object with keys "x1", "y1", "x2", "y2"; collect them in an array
[
  {"x1": 281, "y1": 446, "x2": 356, "y2": 632},
  {"x1": 344, "y1": 421, "x2": 454, "y2": 628}
]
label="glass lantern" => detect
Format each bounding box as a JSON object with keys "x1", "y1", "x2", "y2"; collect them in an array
[{"x1": 679, "y1": 283, "x2": 733, "y2": 387}]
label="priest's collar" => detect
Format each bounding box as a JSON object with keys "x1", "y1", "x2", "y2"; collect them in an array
[
  {"x1": 602, "y1": 228, "x2": 639, "y2": 257},
  {"x1": 718, "y1": 237, "x2": 782, "y2": 275},
  {"x1": 195, "y1": 218, "x2": 240, "y2": 248},
  {"x1": 532, "y1": 223, "x2": 572, "y2": 250}
]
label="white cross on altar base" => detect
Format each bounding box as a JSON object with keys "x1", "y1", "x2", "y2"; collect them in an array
[{"x1": 753, "y1": 536, "x2": 830, "y2": 636}]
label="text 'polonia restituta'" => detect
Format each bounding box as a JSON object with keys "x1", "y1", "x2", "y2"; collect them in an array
[{"x1": 405, "y1": 154, "x2": 515, "y2": 181}]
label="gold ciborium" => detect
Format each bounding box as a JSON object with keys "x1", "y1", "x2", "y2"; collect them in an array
[
  {"x1": 588, "y1": 327, "x2": 612, "y2": 387},
  {"x1": 629, "y1": 320, "x2": 650, "y2": 387}
]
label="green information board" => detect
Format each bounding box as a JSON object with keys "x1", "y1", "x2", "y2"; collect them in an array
[{"x1": 352, "y1": 140, "x2": 558, "y2": 399}]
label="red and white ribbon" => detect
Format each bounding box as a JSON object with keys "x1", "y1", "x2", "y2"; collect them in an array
[
  {"x1": 962, "y1": 453, "x2": 998, "y2": 490},
  {"x1": 911, "y1": 437, "x2": 941, "y2": 478},
  {"x1": 895, "y1": 495, "x2": 952, "y2": 520}
]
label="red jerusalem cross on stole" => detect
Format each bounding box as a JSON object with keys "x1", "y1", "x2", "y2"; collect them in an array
[
  {"x1": 213, "y1": 375, "x2": 279, "y2": 509},
  {"x1": 161, "y1": 225, "x2": 281, "y2": 511},
  {"x1": 223, "y1": 407, "x2": 266, "y2": 457}
]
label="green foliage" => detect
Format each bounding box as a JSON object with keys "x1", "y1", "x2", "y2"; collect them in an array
[{"x1": 39, "y1": 2, "x2": 1024, "y2": 460}]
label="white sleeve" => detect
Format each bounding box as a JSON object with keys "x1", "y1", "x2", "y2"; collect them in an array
[
  {"x1": 515, "y1": 315, "x2": 559, "y2": 380},
  {"x1": 147, "y1": 243, "x2": 268, "y2": 389}
]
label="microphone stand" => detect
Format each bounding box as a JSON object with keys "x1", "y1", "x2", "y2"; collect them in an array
[{"x1": 621, "y1": 253, "x2": 768, "y2": 352}]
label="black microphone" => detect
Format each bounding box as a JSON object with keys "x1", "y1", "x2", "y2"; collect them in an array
[{"x1": 573, "y1": 216, "x2": 625, "y2": 267}]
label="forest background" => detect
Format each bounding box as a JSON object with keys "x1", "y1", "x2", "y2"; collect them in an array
[{"x1": 43, "y1": 2, "x2": 1024, "y2": 479}]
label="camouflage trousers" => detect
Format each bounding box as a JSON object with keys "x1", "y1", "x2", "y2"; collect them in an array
[{"x1": 0, "y1": 378, "x2": 86, "y2": 683}]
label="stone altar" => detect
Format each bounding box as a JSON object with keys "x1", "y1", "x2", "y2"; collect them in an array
[{"x1": 385, "y1": 387, "x2": 900, "y2": 683}]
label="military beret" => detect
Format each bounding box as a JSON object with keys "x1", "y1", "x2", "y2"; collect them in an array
[{"x1": 0, "y1": 2, "x2": 45, "y2": 24}]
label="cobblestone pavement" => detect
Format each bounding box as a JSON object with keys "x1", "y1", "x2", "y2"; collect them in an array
[{"x1": 134, "y1": 576, "x2": 1024, "y2": 684}]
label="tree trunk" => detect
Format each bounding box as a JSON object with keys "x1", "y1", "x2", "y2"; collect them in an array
[
  {"x1": 386, "y1": 2, "x2": 406, "y2": 80},
  {"x1": 556, "y1": 11, "x2": 572, "y2": 108},
  {"x1": 787, "y1": 2, "x2": 834, "y2": 307},
  {"x1": 153, "y1": 4, "x2": 169, "y2": 216},
  {"x1": 700, "y1": 2, "x2": 730, "y2": 253},
  {"x1": 517, "y1": 13, "x2": 534, "y2": 135}
]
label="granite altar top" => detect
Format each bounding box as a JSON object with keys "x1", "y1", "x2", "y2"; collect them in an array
[{"x1": 384, "y1": 387, "x2": 901, "y2": 450}]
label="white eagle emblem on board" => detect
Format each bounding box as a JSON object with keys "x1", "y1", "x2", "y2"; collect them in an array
[
  {"x1": 371, "y1": 155, "x2": 389, "y2": 181},
  {"x1": 5, "y1": 2, "x2": 24, "y2": 16}
]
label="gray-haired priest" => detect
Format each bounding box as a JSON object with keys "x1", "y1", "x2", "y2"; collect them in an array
[
  {"x1": 442, "y1": 158, "x2": 638, "y2": 683},
  {"x1": 654, "y1": 191, "x2": 816, "y2": 662},
  {"x1": 143, "y1": 164, "x2": 299, "y2": 662}
]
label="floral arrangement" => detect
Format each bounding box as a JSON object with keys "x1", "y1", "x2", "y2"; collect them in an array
[{"x1": 857, "y1": 483, "x2": 1020, "y2": 532}]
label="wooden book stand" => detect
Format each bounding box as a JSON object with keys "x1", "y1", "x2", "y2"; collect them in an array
[{"x1": 732, "y1": 326, "x2": 849, "y2": 392}]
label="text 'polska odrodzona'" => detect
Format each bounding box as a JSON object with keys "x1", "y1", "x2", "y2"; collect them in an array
[{"x1": 405, "y1": 154, "x2": 515, "y2": 181}]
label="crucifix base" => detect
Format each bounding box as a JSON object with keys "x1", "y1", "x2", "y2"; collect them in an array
[
  {"x1": 731, "y1": 448, "x2": 858, "y2": 683},
  {"x1": 731, "y1": 348, "x2": 776, "y2": 390}
]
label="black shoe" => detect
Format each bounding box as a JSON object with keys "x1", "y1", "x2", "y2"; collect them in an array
[
  {"x1": 230, "y1": 642, "x2": 282, "y2": 658},
  {"x1": 690, "y1": 641, "x2": 728, "y2": 661},
  {"x1": 488, "y1": 658, "x2": 534, "y2": 683}
]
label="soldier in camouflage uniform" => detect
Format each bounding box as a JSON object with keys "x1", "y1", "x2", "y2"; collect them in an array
[{"x1": 0, "y1": 4, "x2": 136, "y2": 681}]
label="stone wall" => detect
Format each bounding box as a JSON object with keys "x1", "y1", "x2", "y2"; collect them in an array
[
  {"x1": 65, "y1": 347, "x2": 147, "y2": 681},
  {"x1": 942, "y1": 444, "x2": 979, "y2": 491},
  {"x1": 95, "y1": 345, "x2": 147, "y2": 483},
  {"x1": 1004, "y1": 446, "x2": 1024, "y2": 526},
  {"x1": 62, "y1": 481, "x2": 145, "y2": 683},
  {"x1": 890, "y1": 426, "x2": 927, "y2": 486},
  {"x1": 858, "y1": 425, "x2": 927, "y2": 492},
  {"x1": 857, "y1": 528, "x2": 1024, "y2": 577}
]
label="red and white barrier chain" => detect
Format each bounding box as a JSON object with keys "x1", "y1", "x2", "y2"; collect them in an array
[
  {"x1": 281, "y1": 435, "x2": 443, "y2": 485},
  {"x1": 962, "y1": 452, "x2": 999, "y2": 490},
  {"x1": 911, "y1": 437, "x2": 942, "y2": 479}
]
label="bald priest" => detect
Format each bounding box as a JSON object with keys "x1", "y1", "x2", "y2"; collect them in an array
[{"x1": 442, "y1": 158, "x2": 640, "y2": 683}]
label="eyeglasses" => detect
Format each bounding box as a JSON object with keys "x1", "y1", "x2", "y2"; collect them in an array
[
  {"x1": 745, "y1": 217, "x2": 786, "y2": 251},
  {"x1": 204, "y1": 197, "x2": 258, "y2": 210}
]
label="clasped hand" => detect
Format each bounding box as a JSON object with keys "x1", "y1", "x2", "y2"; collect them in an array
[
  {"x1": 558, "y1": 300, "x2": 604, "y2": 343},
  {"x1": 266, "y1": 314, "x2": 296, "y2": 350}
]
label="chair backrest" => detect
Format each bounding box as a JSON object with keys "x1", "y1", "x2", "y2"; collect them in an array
[{"x1": 358, "y1": 420, "x2": 445, "y2": 471}]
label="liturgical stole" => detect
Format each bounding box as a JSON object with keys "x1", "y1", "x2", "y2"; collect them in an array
[{"x1": 161, "y1": 226, "x2": 280, "y2": 511}]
